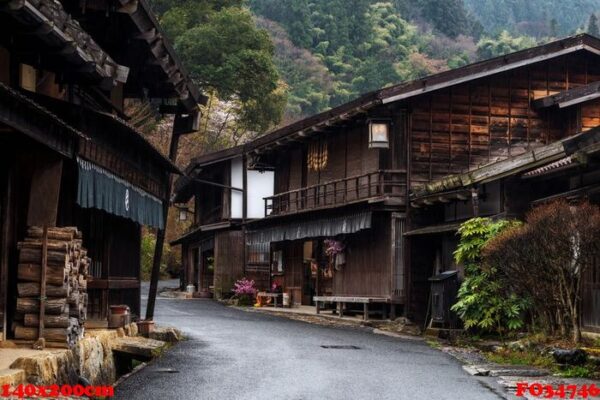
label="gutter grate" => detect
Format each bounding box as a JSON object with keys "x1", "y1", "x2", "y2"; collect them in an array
[
  {"x1": 153, "y1": 368, "x2": 180, "y2": 373},
  {"x1": 321, "y1": 345, "x2": 360, "y2": 349}
]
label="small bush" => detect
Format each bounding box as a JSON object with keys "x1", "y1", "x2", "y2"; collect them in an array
[
  {"x1": 451, "y1": 218, "x2": 527, "y2": 335},
  {"x1": 233, "y1": 278, "x2": 257, "y2": 306},
  {"x1": 558, "y1": 366, "x2": 593, "y2": 379}
]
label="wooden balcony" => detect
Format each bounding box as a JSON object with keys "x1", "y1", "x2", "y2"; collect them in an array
[{"x1": 265, "y1": 170, "x2": 406, "y2": 217}]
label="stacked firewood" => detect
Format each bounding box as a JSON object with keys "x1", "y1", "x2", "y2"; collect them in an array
[{"x1": 12, "y1": 226, "x2": 89, "y2": 348}]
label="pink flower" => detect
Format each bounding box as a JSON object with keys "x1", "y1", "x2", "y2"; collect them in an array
[{"x1": 233, "y1": 278, "x2": 257, "y2": 296}]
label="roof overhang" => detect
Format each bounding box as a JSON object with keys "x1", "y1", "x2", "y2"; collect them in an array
[
  {"x1": 0, "y1": 0, "x2": 128, "y2": 89},
  {"x1": 532, "y1": 81, "x2": 600, "y2": 109},
  {"x1": 0, "y1": 82, "x2": 86, "y2": 157},
  {"x1": 410, "y1": 126, "x2": 600, "y2": 204},
  {"x1": 59, "y1": 0, "x2": 206, "y2": 112},
  {"x1": 381, "y1": 40, "x2": 600, "y2": 104},
  {"x1": 22, "y1": 91, "x2": 181, "y2": 174}
]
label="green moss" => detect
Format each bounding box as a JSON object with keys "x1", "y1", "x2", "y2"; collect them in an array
[
  {"x1": 426, "y1": 339, "x2": 442, "y2": 349},
  {"x1": 485, "y1": 349, "x2": 554, "y2": 370},
  {"x1": 557, "y1": 365, "x2": 593, "y2": 379}
]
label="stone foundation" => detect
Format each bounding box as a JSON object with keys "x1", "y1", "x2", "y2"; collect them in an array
[{"x1": 3, "y1": 323, "x2": 171, "y2": 387}]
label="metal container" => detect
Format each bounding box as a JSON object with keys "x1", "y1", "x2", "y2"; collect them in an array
[
  {"x1": 282, "y1": 293, "x2": 290, "y2": 307},
  {"x1": 428, "y1": 271, "x2": 459, "y2": 329},
  {"x1": 108, "y1": 305, "x2": 130, "y2": 329}
]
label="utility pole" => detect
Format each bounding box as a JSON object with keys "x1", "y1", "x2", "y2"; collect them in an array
[{"x1": 146, "y1": 112, "x2": 198, "y2": 321}]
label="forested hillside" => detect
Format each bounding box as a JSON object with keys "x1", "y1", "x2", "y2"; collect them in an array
[
  {"x1": 464, "y1": 0, "x2": 600, "y2": 37},
  {"x1": 249, "y1": 0, "x2": 600, "y2": 121},
  {"x1": 146, "y1": 0, "x2": 600, "y2": 149}
]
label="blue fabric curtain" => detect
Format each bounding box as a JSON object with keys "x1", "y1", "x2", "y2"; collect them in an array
[
  {"x1": 77, "y1": 157, "x2": 164, "y2": 229},
  {"x1": 246, "y1": 212, "x2": 372, "y2": 245}
]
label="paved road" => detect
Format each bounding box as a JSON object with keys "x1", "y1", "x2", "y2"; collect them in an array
[{"x1": 115, "y1": 293, "x2": 506, "y2": 400}]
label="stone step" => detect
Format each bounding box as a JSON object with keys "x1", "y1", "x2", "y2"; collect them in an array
[
  {"x1": 111, "y1": 337, "x2": 167, "y2": 359},
  {"x1": 0, "y1": 368, "x2": 26, "y2": 387}
]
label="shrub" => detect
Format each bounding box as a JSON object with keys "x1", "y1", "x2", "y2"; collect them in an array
[
  {"x1": 451, "y1": 218, "x2": 528, "y2": 336},
  {"x1": 485, "y1": 200, "x2": 600, "y2": 343}
]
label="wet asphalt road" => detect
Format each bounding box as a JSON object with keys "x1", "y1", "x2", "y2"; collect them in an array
[{"x1": 115, "y1": 284, "x2": 504, "y2": 400}]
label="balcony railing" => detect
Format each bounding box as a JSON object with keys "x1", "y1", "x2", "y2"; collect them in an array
[{"x1": 264, "y1": 170, "x2": 406, "y2": 217}]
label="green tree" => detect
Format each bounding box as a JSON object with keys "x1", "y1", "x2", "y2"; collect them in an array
[
  {"x1": 166, "y1": 6, "x2": 284, "y2": 133},
  {"x1": 476, "y1": 30, "x2": 537, "y2": 60},
  {"x1": 451, "y1": 218, "x2": 528, "y2": 335},
  {"x1": 256, "y1": 18, "x2": 333, "y2": 119},
  {"x1": 549, "y1": 18, "x2": 559, "y2": 37},
  {"x1": 419, "y1": 0, "x2": 472, "y2": 39},
  {"x1": 588, "y1": 13, "x2": 600, "y2": 37}
]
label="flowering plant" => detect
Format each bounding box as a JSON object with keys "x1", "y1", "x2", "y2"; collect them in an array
[
  {"x1": 324, "y1": 239, "x2": 344, "y2": 257},
  {"x1": 233, "y1": 278, "x2": 257, "y2": 296}
]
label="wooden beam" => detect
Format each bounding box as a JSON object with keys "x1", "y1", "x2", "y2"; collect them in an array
[
  {"x1": 27, "y1": 158, "x2": 63, "y2": 228},
  {"x1": 117, "y1": 0, "x2": 138, "y2": 14},
  {"x1": 134, "y1": 28, "x2": 157, "y2": 42}
]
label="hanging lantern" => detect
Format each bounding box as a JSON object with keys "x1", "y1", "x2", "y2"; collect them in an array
[
  {"x1": 368, "y1": 119, "x2": 390, "y2": 149},
  {"x1": 175, "y1": 205, "x2": 190, "y2": 221}
]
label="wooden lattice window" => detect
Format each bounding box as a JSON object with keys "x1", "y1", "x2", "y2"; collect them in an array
[{"x1": 307, "y1": 139, "x2": 328, "y2": 172}]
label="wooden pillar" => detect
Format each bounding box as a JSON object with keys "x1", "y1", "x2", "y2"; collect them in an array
[
  {"x1": 0, "y1": 167, "x2": 11, "y2": 341},
  {"x1": 363, "y1": 303, "x2": 369, "y2": 321},
  {"x1": 147, "y1": 112, "x2": 198, "y2": 321}
]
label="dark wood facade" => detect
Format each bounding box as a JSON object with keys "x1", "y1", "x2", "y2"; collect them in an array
[
  {"x1": 0, "y1": 0, "x2": 201, "y2": 338},
  {"x1": 170, "y1": 35, "x2": 600, "y2": 326}
]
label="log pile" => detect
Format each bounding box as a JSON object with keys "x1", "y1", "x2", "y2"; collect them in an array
[{"x1": 12, "y1": 226, "x2": 89, "y2": 348}]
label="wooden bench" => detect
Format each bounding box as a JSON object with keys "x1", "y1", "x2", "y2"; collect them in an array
[
  {"x1": 313, "y1": 296, "x2": 392, "y2": 321},
  {"x1": 257, "y1": 292, "x2": 282, "y2": 307}
]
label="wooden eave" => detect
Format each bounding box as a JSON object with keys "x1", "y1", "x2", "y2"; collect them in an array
[
  {"x1": 0, "y1": 82, "x2": 86, "y2": 157},
  {"x1": 170, "y1": 221, "x2": 238, "y2": 245},
  {"x1": 532, "y1": 81, "x2": 600, "y2": 109},
  {"x1": 250, "y1": 34, "x2": 600, "y2": 155},
  {"x1": 410, "y1": 189, "x2": 473, "y2": 208},
  {"x1": 0, "y1": 0, "x2": 127, "y2": 88},
  {"x1": 171, "y1": 144, "x2": 245, "y2": 203},
  {"x1": 60, "y1": 0, "x2": 205, "y2": 112},
  {"x1": 403, "y1": 221, "x2": 463, "y2": 236},
  {"x1": 410, "y1": 126, "x2": 600, "y2": 201},
  {"x1": 21, "y1": 91, "x2": 181, "y2": 174}
]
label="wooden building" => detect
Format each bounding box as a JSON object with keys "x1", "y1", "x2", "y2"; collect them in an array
[
  {"x1": 173, "y1": 34, "x2": 600, "y2": 326},
  {"x1": 172, "y1": 145, "x2": 274, "y2": 297},
  {"x1": 0, "y1": 0, "x2": 203, "y2": 339},
  {"x1": 409, "y1": 124, "x2": 600, "y2": 333}
]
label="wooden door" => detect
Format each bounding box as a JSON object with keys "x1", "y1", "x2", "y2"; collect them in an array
[{"x1": 582, "y1": 257, "x2": 600, "y2": 332}]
